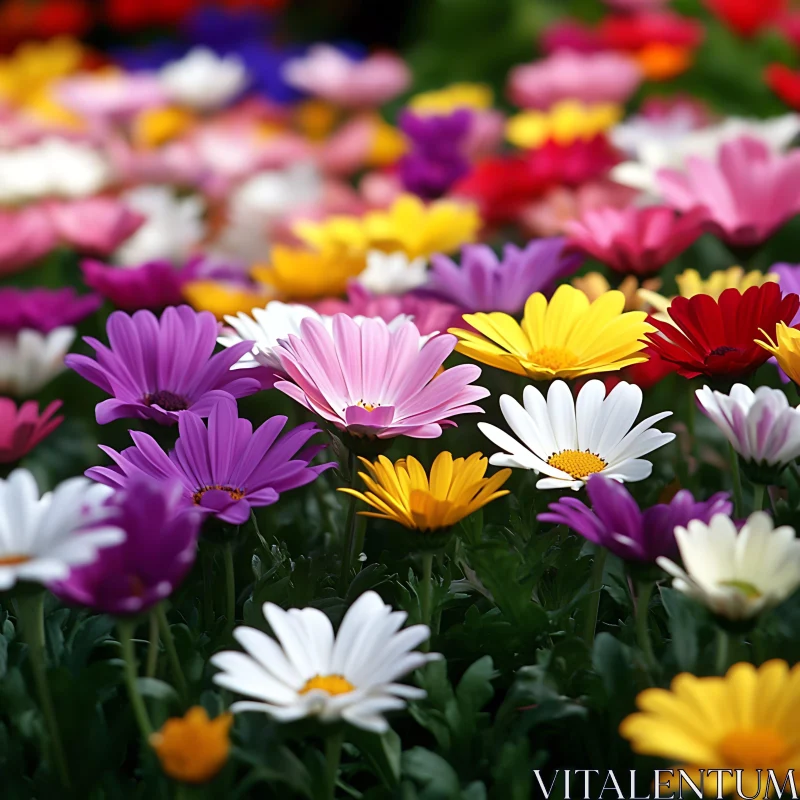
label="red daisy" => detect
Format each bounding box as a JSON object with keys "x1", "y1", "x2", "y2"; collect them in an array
[
  {"x1": 644, "y1": 283, "x2": 799, "y2": 379},
  {"x1": 0, "y1": 399, "x2": 63, "y2": 464}
]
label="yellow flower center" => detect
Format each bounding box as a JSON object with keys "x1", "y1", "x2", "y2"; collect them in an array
[
  {"x1": 299, "y1": 674, "x2": 355, "y2": 696},
  {"x1": 718, "y1": 580, "x2": 762, "y2": 598},
  {"x1": 718, "y1": 727, "x2": 789, "y2": 768},
  {"x1": 192, "y1": 485, "x2": 246, "y2": 504},
  {"x1": 358, "y1": 401, "x2": 378, "y2": 412},
  {"x1": 0, "y1": 554, "x2": 29, "y2": 566},
  {"x1": 527, "y1": 346, "x2": 579, "y2": 372},
  {"x1": 547, "y1": 450, "x2": 607, "y2": 480}
]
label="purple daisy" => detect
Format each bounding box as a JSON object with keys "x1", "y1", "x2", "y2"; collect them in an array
[
  {"x1": 425, "y1": 239, "x2": 583, "y2": 315},
  {"x1": 0, "y1": 287, "x2": 101, "y2": 334},
  {"x1": 50, "y1": 476, "x2": 202, "y2": 615},
  {"x1": 65, "y1": 305, "x2": 260, "y2": 426},
  {"x1": 86, "y1": 400, "x2": 334, "y2": 524},
  {"x1": 538, "y1": 475, "x2": 732, "y2": 562}
]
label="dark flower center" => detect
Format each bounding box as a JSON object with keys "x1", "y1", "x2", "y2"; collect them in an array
[
  {"x1": 193, "y1": 485, "x2": 246, "y2": 504},
  {"x1": 707, "y1": 345, "x2": 738, "y2": 357},
  {"x1": 143, "y1": 390, "x2": 189, "y2": 411}
]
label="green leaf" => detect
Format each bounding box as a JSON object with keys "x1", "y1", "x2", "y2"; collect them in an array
[
  {"x1": 402, "y1": 748, "x2": 461, "y2": 799},
  {"x1": 349, "y1": 726, "x2": 402, "y2": 788},
  {"x1": 454, "y1": 656, "x2": 496, "y2": 722},
  {"x1": 660, "y1": 587, "x2": 699, "y2": 673},
  {"x1": 134, "y1": 677, "x2": 180, "y2": 708}
]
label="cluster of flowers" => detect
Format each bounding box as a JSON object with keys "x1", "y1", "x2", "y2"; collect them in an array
[{"x1": 5, "y1": 0, "x2": 800, "y2": 792}]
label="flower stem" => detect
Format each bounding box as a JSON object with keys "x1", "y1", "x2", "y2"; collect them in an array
[
  {"x1": 582, "y1": 548, "x2": 607, "y2": 649},
  {"x1": 156, "y1": 604, "x2": 189, "y2": 704},
  {"x1": 728, "y1": 443, "x2": 744, "y2": 518},
  {"x1": 324, "y1": 729, "x2": 344, "y2": 800},
  {"x1": 420, "y1": 553, "x2": 434, "y2": 652},
  {"x1": 339, "y1": 449, "x2": 358, "y2": 595},
  {"x1": 201, "y1": 547, "x2": 214, "y2": 630},
  {"x1": 117, "y1": 619, "x2": 154, "y2": 740},
  {"x1": 16, "y1": 592, "x2": 71, "y2": 788},
  {"x1": 146, "y1": 610, "x2": 159, "y2": 679},
  {"x1": 635, "y1": 580, "x2": 657, "y2": 675},
  {"x1": 715, "y1": 627, "x2": 731, "y2": 675},
  {"x1": 223, "y1": 540, "x2": 236, "y2": 638},
  {"x1": 752, "y1": 483, "x2": 765, "y2": 512}
]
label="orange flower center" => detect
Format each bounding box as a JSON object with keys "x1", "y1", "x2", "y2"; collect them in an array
[
  {"x1": 359, "y1": 401, "x2": 378, "y2": 412},
  {"x1": 0, "y1": 554, "x2": 30, "y2": 566},
  {"x1": 718, "y1": 727, "x2": 789, "y2": 768},
  {"x1": 192, "y1": 485, "x2": 246, "y2": 504},
  {"x1": 547, "y1": 450, "x2": 607, "y2": 480},
  {"x1": 527, "y1": 346, "x2": 579, "y2": 372},
  {"x1": 299, "y1": 674, "x2": 355, "y2": 696}
]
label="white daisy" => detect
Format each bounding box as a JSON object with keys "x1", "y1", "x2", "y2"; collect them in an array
[
  {"x1": 159, "y1": 47, "x2": 248, "y2": 112},
  {"x1": 218, "y1": 302, "x2": 415, "y2": 371},
  {"x1": 113, "y1": 185, "x2": 205, "y2": 267},
  {"x1": 0, "y1": 470, "x2": 124, "y2": 591},
  {"x1": 657, "y1": 512, "x2": 800, "y2": 621},
  {"x1": 478, "y1": 379, "x2": 675, "y2": 490},
  {"x1": 355, "y1": 251, "x2": 428, "y2": 296},
  {"x1": 0, "y1": 327, "x2": 75, "y2": 396},
  {"x1": 211, "y1": 590, "x2": 440, "y2": 733},
  {"x1": 696, "y1": 384, "x2": 800, "y2": 473}
]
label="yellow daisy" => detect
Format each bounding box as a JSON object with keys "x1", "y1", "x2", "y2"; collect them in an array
[
  {"x1": 639, "y1": 267, "x2": 778, "y2": 317},
  {"x1": 251, "y1": 245, "x2": 366, "y2": 301},
  {"x1": 450, "y1": 284, "x2": 652, "y2": 380},
  {"x1": 339, "y1": 451, "x2": 511, "y2": 532},
  {"x1": 506, "y1": 100, "x2": 622, "y2": 150},
  {"x1": 294, "y1": 194, "x2": 481, "y2": 260},
  {"x1": 133, "y1": 107, "x2": 195, "y2": 148},
  {"x1": 0, "y1": 37, "x2": 84, "y2": 105},
  {"x1": 182, "y1": 281, "x2": 273, "y2": 320},
  {"x1": 620, "y1": 661, "x2": 800, "y2": 799},
  {"x1": 150, "y1": 706, "x2": 233, "y2": 785},
  {"x1": 756, "y1": 323, "x2": 800, "y2": 385},
  {"x1": 571, "y1": 272, "x2": 662, "y2": 312},
  {"x1": 408, "y1": 82, "x2": 494, "y2": 114}
]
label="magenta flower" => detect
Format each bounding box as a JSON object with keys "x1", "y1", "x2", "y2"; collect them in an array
[
  {"x1": 565, "y1": 206, "x2": 706, "y2": 277},
  {"x1": 426, "y1": 239, "x2": 583, "y2": 314},
  {"x1": 274, "y1": 314, "x2": 488, "y2": 439},
  {"x1": 87, "y1": 401, "x2": 333, "y2": 525},
  {"x1": 0, "y1": 398, "x2": 63, "y2": 464},
  {"x1": 539, "y1": 475, "x2": 732, "y2": 562},
  {"x1": 80, "y1": 257, "x2": 201, "y2": 312},
  {"x1": 0, "y1": 288, "x2": 101, "y2": 334},
  {"x1": 65, "y1": 305, "x2": 260, "y2": 425},
  {"x1": 0, "y1": 206, "x2": 57, "y2": 277},
  {"x1": 508, "y1": 51, "x2": 642, "y2": 110},
  {"x1": 50, "y1": 477, "x2": 202, "y2": 615},
  {"x1": 47, "y1": 197, "x2": 144, "y2": 256},
  {"x1": 312, "y1": 284, "x2": 464, "y2": 336},
  {"x1": 657, "y1": 136, "x2": 800, "y2": 248}
]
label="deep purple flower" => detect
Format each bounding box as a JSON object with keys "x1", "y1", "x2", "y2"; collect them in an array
[
  {"x1": 65, "y1": 305, "x2": 260, "y2": 426},
  {"x1": 398, "y1": 110, "x2": 472, "y2": 200},
  {"x1": 426, "y1": 239, "x2": 583, "y2": 314},
  {"x1": 0, "y1": 288, "x2": 101, "y2": 334},
  {"x1": 538, "y1": 475, "x2": 732, "y2": 562},
  {"x1": 86, "y1": 400, "x2": 334, "y2": 524},
  {"x1": 50, "y1": 477, "x2": 202, "y2": 615}
]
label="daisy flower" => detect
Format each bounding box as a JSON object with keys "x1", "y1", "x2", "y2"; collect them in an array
[
  {"x1": 65, "y1": 305, "x2": 261, "y2": 425},
  {"x1": 87, "y1": 400, "x2": 333, "y2": 525},
  {"x1": 0, "y1": 399, "x2": 63, "y2": 464},
  {"x1": 211, "y1": 590, "x2": 439, "y2": 733},
  {"x1": 0, "y1": 469, "x2": 124, "y2": 591},
  {"x1": 620, "y1": 660, "x2": 800, "y2": 799},
  {"x1": 355, "y1": 251, "x2": 428, "y2": 296},
  {"x1": 273, "y1": 314, "x2": 488, "y2": 440},
  {"x1": 479, "y1": 379, "x2": 675, "y2": 490},
  {"x1": 0, "y1": 327, "x2": 75, "y2": 397},
  {"x1": 449, "y1": 284, "x2": 652, "y2": 381},
  {"x1": 756, "y1": 322, "x2": 800, "y2": 386},
  {"x1": 657, "y1": 512, "x2": 800, "y2": 620},
  {"x1": 340, "y1": 451, "x2": 511, "y2": 532}
]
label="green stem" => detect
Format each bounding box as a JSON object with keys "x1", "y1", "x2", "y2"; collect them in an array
[
  {"x1": 338, "y1": 449, "x2": 358, "y2": 594},
  {"x1": 582, "y1": 548, "x2": 607, "y2": 649},
  {"x1": 324, "y1": 729, "x2": 344, "y2": 800},
  {"x1": 752, "y1": 483, "x2": 765, "y2": 512},
  {"x1": 16, "y1": 592, "x2": 71, "y2": 788},
  {"x1": 156, "y1": 604, "x2": 189, "y2": 703},
  {"x1": 117, "y1": 619, "x2": 154, "y2": 740},
  {"x1": 250, "y1": 510, "x2": 268, "y2": 553},
  {"x1": 715, "y1": 627, "x2": 730, "y2": 676},
  {"x1": 353, "y1": 516, "x2": 368, "y2": 565},
  {"x1": 146, "y1": 610, "x2": 159, "y2": 679},
  {"x1": 201, "y1": 547, "x2": 214, "y2": 630},
  {"x1": 224, "y1": 540, "x2": 236, "y2": 637},
  {"x1": 635, "y1": 581, "x2": 657, "y2": 675},
  {"x1": 420, "y1": 553, "x2": 434, "y2": 652},
  {"x1": 728, "y1": 443, "x2": 744, "y2": 518}
]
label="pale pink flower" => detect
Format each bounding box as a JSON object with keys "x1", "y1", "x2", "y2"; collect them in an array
[
  {"x1": 46, "y1": 197, "x2": 144, "y2": 256},
  {"x1": 508, "y1": 51, "x2": 643, "y2": 109},
  {"x1": 56, "y1": 72, "x2": 167, "y2": 120},
  {"x1": 0, "y1": 207, "x2": 57, "y2": 277}
]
